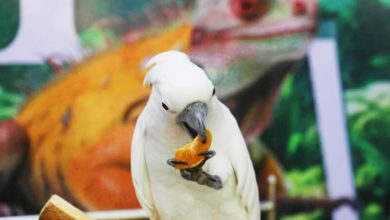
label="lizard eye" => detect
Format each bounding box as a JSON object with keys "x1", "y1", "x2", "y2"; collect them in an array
[
  {"x1": 230, "y1": 0, "x2": 271, "y2": 22},
  {"x1": 212, "y1": 88, "x2": 216, "y2": 96},
  {"x1": 162, "y1": 103, "x2": 169, "y2": 111}
]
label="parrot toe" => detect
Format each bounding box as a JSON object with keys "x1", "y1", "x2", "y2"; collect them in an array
[
  {"x1": 179, "y1": 169, "x2": 223, "y2": 190},
  {"x1": 197, "y1": 150, "x2": 216, "y2": 160},
  {"x1": 203, "y1": 173, "x2": 223, "y2": 190},
  {"x1": 180, "y1": 169, "x2": 201, "y2": 181},
  {"x1": 167, "y1": 159, "x2": 188, "y2": 167}
]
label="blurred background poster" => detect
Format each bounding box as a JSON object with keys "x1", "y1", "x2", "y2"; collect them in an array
[{"x1": 0, "y1": 0, "x2": 388, "y2": 219}]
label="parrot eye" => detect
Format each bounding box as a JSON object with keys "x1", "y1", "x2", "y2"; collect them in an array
[
  {"x1": 162, "y1": 102, "x2": 169, "y2": 111},
  {"x1": 212, "y1": 88, "x2": 216, "y2": 96}
]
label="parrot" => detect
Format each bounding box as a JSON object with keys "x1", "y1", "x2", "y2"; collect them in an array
[{"x1": 131, "y1": 50, "x2": 260, "y2": 220}]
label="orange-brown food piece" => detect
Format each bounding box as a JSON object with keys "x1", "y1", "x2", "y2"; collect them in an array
[{"x1": 174, "y1": 129, "x2": 212, "y2": 170}]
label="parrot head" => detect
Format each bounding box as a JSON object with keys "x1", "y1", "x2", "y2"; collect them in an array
[{"x1": 144, "y1": 51, "x2": 215, "y2": 143}]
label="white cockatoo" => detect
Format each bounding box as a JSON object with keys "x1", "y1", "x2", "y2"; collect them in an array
[{"x1": 131, "y1": 51, "x2": 260, "y2": 220}]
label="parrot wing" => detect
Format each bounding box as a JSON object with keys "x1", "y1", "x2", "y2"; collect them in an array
[
  {"x1": 131, "y1": 114, "x2": 157, "y2": 219},
  {"x1": 226, "y1": 109, "x2": 260, "y2": 220}
]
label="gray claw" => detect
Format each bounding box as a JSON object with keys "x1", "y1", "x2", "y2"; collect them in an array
[
  {"x1": 180, "y1": 169, "x2": 223, "y2": 190},
  {"x1": 173, "y1": 150, "x2": 222, "y2": 190},
  {"x1": 204, "y1": 173, "x2": 223, "y2": 190},
  {"x1": 167, "y1": 159, "x2": 188, "y2": 168},
  {"x1": 180, "y1": 169, "x2": 200, "y2": 181},
  {"x1": 197, "y1": 150, "x2": 216, "y2": 159}
]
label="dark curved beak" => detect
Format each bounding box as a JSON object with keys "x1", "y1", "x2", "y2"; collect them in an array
[{"x1": 177, "y1": 102, "x2": 207, "y2": 143}]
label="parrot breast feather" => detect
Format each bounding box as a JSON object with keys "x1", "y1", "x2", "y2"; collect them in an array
[
  {"x1": 131, "y1": 114, "x2": 157, "y2": 219},
  {"x1": 223, "y1": 105, "x2": 261, "y2": 220}
]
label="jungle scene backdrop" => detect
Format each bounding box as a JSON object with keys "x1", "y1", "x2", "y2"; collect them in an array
[{"x1": 0, "y1": 0, "x2": 389, "y2": 220}]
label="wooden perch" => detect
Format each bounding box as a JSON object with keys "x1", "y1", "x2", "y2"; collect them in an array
[{"x1": 39, "y1": 195, "x2": 95, "y2": 220}]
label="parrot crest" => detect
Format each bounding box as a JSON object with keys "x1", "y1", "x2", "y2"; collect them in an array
[
  {"x1": 143, "y1": 50, "x2": 190, "y2": 87},
  {"x1": 143, "y1": 50, "x2": 214, "y2": 113}
]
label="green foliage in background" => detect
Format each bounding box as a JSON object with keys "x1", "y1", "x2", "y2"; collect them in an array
[
  {"x1": 263, "y1": 70, "x2": 322, "y2": 170},
  {"x1": 265, "y1": 1, "x2": 390, "y2": 219},
  {"x1": 320, "y1": 0, "x2": 390, "y2": 88},
  {"x1": 0, "y1": 0, "x2": 19, "y2": 49},
  {"x1": 325, "y1": 0, "x2": 390, "y2": 219},
  {"x1": 0, "y1": 66, "x2": 54, "y2": 93},
  {"x1": 74, "y1": 0, "x2": 147, "y2": 32},
  {"x1": 0, "y1": 66, "x2": 54, "y2": 121},
  {"x1": 281, "y1": 211, "x2": 324, "y2": 220},
  {"x1": 280, "y1": 167, "x2": 327, "y2": 219},
  {"x1": 263, "y1": 64, "x2": 326, "y2": 220},
  {"x1": 346, "y1": 82, "x2": 390, "y2": 220},
  {"x1": 0, "y1": 86, "x2": 24, "y2": 120},
  {"x1": 80, "y1": 28, "x2": 118, "y2": 51},
  {"x1": 286, "y1": 166, "x2": 326, "y2": 198}
]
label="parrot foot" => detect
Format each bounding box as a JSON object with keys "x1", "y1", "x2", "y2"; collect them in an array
[
  {"x1": 169, "y1": 150, "x2": 222, "y2": 190},
  {"x1": 167, "y1": 159, "x2": 188, "y2": 167},
  {"x1": 180, "y1": 169, "x2": 223, "y2": 190},
  {"x1": 197, "y1": 150, "x2": 216, "y2": 159},
  {"x1": 195, "y1": 150, "x2": 216, "y2": 168},
  {"x1": 201, "y1": 172, "x2": 223, "y2": 190},
  {"x1": 179, "y1": 169, "x2": 200, "y2": 181}
]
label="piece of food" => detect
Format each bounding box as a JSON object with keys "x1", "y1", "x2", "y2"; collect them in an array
[
  {"x1": 174, "y1": 129, "x2": 212, "y2": 170},
  {"x1": 39, "y1": 194, "x2": 95, "y2": 220}
]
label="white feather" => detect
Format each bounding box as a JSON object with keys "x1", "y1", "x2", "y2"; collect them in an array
[
  {"x1": 143, "y1": 50, "x2": 190, "y2": 87},
  {"x1": 131, "y1": 113, "x2": 159, "y2": 219}
]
